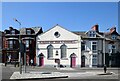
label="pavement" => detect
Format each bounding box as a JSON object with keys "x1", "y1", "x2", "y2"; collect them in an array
[
  {"x1": 2, "y1": 64, "x2": 119, "y2": 80},
  {"x1": 10, "y1": 67, "x2": 116, "y2": 80},
  {"x1": 10, "y1": 71, "x2": 68, "y2": 80}
]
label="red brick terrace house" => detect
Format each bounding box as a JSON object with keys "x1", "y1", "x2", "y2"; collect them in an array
[
  {"x1": 2, "y1": 26, "x2": 43, "y2": 65},
  {"x1": 2, "y1": 27, "x2": 19, "y2": 63},
  {"x1": 20, "y1": 27, "x2": 43, "y2": 65}
]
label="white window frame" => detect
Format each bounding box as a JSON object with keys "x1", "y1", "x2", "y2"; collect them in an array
[
  {"x1": 92, "y1": 54, "x2": 97, "y2": 65},
  {"x1": 9, "y1": 40, "x2": 13, "y2": 48},
  {"x1": 88, "y1": 31, "x2": 96, "y2": 37},
  {"x1": 81, "y1": 42, "x2": 86, "y2": 51},
  {"x1": 91, "y1": 41, "x2": 97, "y2": 53},
  {"x1": 25, "y1": 40, "x2": 29, "y2": 48},
  {"x1": 11, "y1": 30, "x2": 15, "y2": 34},
  {"x1": 108, "y1": 44, "x2": 116, "y2": 53},
  {"x1": 60, "y1": 44, "x2": 67, "y2": 59},
  {"x1": 111, "y1": 35, "x2": 117, "y2": 39},
  {"x1": 111, "y1": 45, "x2": 116, "y2": 53},
  {"x1": 47, "y1": 44, "x2": 54, "y2": 59},
  {"x1": 26, "y1": 30, "x2": 31, "y2": 35}
]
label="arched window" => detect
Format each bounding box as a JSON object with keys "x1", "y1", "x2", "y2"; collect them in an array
[
  {"x1": 47, "y1": 44, "x2": 53, "y2": 59},
  {"x1": 60, "y1": 44, "x2": 67, "y2": 58}
]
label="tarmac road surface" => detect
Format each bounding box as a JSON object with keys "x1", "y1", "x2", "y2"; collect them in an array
[{"x1": 1, "y1": 64, "x2": 120, "y2": 81}]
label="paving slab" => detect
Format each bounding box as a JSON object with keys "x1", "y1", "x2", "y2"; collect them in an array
[
  {"x1": 56, "y1": 67, "x2": 75, "y2": 70},
  {"x1": 10, "y1": 71, "x2": 68, "y2": 80}
]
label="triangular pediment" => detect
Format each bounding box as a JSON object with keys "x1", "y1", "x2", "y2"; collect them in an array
[{"x1": 37, "y1": 25, "x2": 80, "y2": 41}]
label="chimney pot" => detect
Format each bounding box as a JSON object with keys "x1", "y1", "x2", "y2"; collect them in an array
[
  {"x1": 110, "y1": 27, "x2": 116, "y2": 33},
  {"x1": 91, "y1": 24, "x2": 99, "y2": 32}
]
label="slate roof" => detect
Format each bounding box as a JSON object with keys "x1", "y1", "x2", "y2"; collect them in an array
[
  {"x1": 19, "y1": 27, "x2": 42, "y2": 35},
  {"x1": 72, "y1": 30, "x2": 120, "y2": 41},
  {"x1": 31, "y1": 27, "x2": 42, "y2": 34},
  {"x1": 73, "y1": 31, "x2": 104, "y2": 39}
]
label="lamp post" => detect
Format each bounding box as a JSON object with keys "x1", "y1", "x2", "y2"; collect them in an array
[
  {"x1": 103, "y1": 28, "x2": 110, "y2": 66},
  {"x1": 23, "y1": 42, "x2": 26, "y2": 73},
  {"x1": 109, "y1": 47, "x2": 112, "y2": 67},
  {"x1": 103, "y1": 33, "x2": 106, "y2": 66},
  {"x1": 109, "y1": 52, "x2": 111, "y2": 67},
  {"x1": 13, "y1": 18, "x2": 22, "y2": 74}
]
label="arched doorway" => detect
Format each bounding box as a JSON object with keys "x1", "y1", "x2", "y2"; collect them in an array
[
  {"x1": 70, "y1": 53, "x2": 77, "y2": 68},
  {"x1": 81, "y1": 55, "x2": 85, "y2": 67},
  {"x1": 38, "y1": 53, "x2": 44, "y2": 66}
]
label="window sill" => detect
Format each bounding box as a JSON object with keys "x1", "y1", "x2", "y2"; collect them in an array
[
  {"x1": 48, "y1": 57, "x2": 54, "y2": 60},
  {"x1": 61, "y1": 58, "x2": 68, "y2": 60}
]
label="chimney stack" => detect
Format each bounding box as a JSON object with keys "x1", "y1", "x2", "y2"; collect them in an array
[
  {"x1": 110, "y1": 27, "x2": 116, "y2": 33},
  {"x1": 9, "y1": 26, "x2": 13, "y2": 30},
  {"x1": 91, "y1": 24, "x2": 99, "y2": 32}
]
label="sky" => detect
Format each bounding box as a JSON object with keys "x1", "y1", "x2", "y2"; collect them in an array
[
  {"x1": 118, "y1": 2, "x2": 120, "y2": 33},
  {"x1": 1, "y1": 2, "x2": 119, "y2": 33}
]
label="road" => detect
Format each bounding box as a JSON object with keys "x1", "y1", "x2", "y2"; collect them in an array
[{"x1": 1, "y1": 64, "x2": 120, "y2": 81}]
